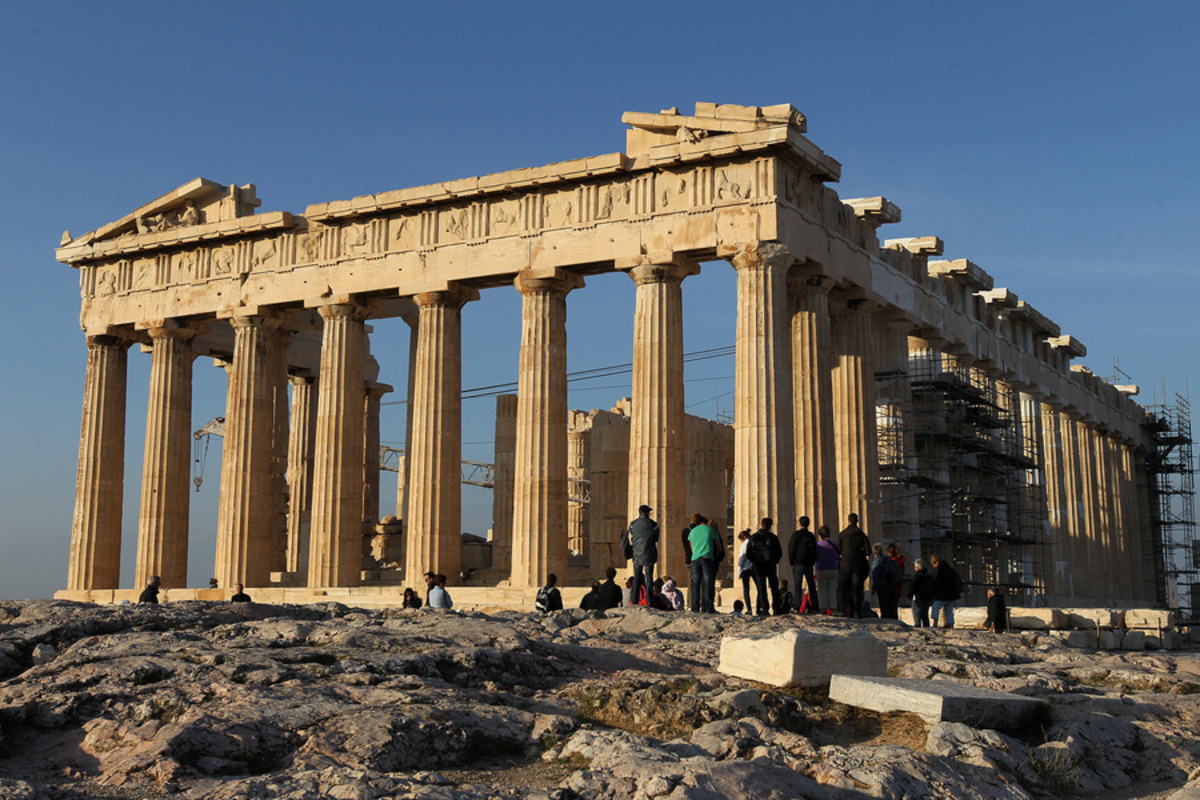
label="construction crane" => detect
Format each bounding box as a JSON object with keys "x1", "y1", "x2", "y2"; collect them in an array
[{"x1": 192, "y1": 418, "x2": 590, "y2": 503}]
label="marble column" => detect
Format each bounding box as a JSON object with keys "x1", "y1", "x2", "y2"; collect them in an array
[
  {"x1": 1040, "y1": 400, "x2": 1070, "y2": 600},
  {"x1": 68, "y1": 334, "x2": 132, "y2": 591},
  {"x1": 789, "y1": 270, "x2": 838, "y2": 534},
  {"x1": 395, "y1": 312, "x2": 419, "y2": 522},
  {"x1": 567, "y1": 422, "x2": 589, "y2": 556},
  {"x1": 404, "y1": 285, "x2": 477, "y2": 585},
  {"x1": 363, "y1": 384, "x2": 385, "y2": 531},
  {"x1": 872, "y1": 312, "x2": 918, "y2": 558},
  {"x1": 1059, "y1": 410, "x2": 1087, "y2": 599},
  {"x1": 491, "y1": 394, "x2": 518, "y2": 576},
  {"x1": 1120, "y1": 442, "x2": 1147, "y2": 602},
  {"x1": 623, "y1": 258, "x2": 697, "y2": 580},
  {"x1": 1075, "y1": 418, "x2": 1101, "y2": 601},
  {"x1": 510, "y1": 269, "x2": 582, "y2": 589},
  {"x1": 307, "y1": 303, "x2": 368, "y2": 588},
  {"x1": 1106, "y1": 435, "x2": 1132, "y2": 603},
  {"x1": 267, "y1": 325, "x2": 291, "y2": 574},
  {"x1": 730, "y1": 243, "x2": 796, "y2": 539},
  {"x1": 1019, "y1": 390, "x2": 1048, "y2": 597},
  {"x1": 831, "y1": 297, "x2": 881, "y2": 538},
  {"x1": 285, "y1": 374, "x2": 317, "y2": 574},
  {"x1": 215, "y1": 314, "x2": 284, "y2": 589},
  {"x1": 135, "y1": 324, "x2": 196, "y2": 589}
]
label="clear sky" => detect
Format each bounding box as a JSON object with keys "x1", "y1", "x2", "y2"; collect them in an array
[{"x1": 1, "y1": 2, "x2": 1196, "y2": 600}]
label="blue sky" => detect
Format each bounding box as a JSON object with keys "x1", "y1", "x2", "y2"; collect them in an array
[{"x1": 1, "y1": 2, "x2": 1196, "y2": 599}]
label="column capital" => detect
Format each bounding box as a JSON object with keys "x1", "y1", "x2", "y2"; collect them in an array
[
  {"x1": 85, "y1": 332, "x2": 136, "y2": 350},
  {"x1": 829, "y1": 294, "x2": 878, "y2": 316},
  {"x1": 144, "y1": 321, "x2": 202, "y2": 342},
  {"x1": 619, "y1": 257, "x2": 700, "y2": 286},
  {"x1": 787, "y1": 261, "x2": 836, "y2": 294},
  {"x1": 514, "y1": 268, "x2": 584, "y2": 296},
  {"x1": 314, "y1": 302, "x2": 370, "y2": 323},
  {"x1": 414, "y1": 283, "x2": 480, "y2": 309},
  {"x1": 725, "y1": 241, "x2": 794, "y2": 273}
]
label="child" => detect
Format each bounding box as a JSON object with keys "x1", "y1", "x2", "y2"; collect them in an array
[{"x1": 731, "y1": 599, "x2": 745, "y2": 615}]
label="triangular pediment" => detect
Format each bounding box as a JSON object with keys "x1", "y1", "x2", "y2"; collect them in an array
[{"x1": 64, "y1": 178, "x2": 262, "y2": 247}]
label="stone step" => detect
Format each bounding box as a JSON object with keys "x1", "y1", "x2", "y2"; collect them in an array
[{"x1": 829, "y1": 675, "x2": 1048, "y2": 729}]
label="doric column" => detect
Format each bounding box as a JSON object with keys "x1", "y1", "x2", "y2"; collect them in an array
[
  {"x1": 395, "y1": 312, "x2": 418, "y2": 521},
  {"x1": 286, "y1": 374, "x2": 317, "y2": 574},
  {"x1": 362, "y1": 383, "x2": 386, "y2": 531},
  {"x1": 567, "y1": 420, "x2": 589, "y2": 556},
  {"x1": 1075, "y1": 418, "x2": 1101, "y2": 601},
  {"x1": 1059, "y1": 410, "x2": 1087, "y2": 599},
  {"x1": 510, "y1": 269, "x2": 583, "y2": 589},
  {"x1": 307, "y1": 303, "x2": 368, "y2": 587},
  {"x1": 729, "y1": 243, "x2": 796, "y2": 537},
  {"x1": 872, "y1": 312, "x2": 918, "y2": 559},
  {"x1": 68, "y1": 334, "x2": 132, "y2": 591},
  {"x1": 267, "y1": 325, "x2": 291, "y2": 574},
  {"x1": 831, "y1": 296, "x2": 881, "y2": 537},
  {"x1": 1120, "y1": 442, "x2": 1148, "y2": 602},
  {"x1": 215, "y1": 313, "x2": 284, "y2": 589},
  {"x1": 1019, "y1": 390, "x2": 1049, "y2": 596},
  {"x1": 1106, "y1": 434, "x2": 1132, "y2": 603},
  {"x1": 621, "y1": 257, "x2": 697, "y2": 580},
  {"x1": 491, "y1": 393, "x2": 518, "y2": 576},
  {"x1": 135, "y1": 323, "x2": 197, "y2": 589},
  {"x1": 1040, "y1": 400, "x2": 1070, "y2": 600},
  {"x1": 789, "y1": 269, "x2": 839, "y2": 534},
  {"x1": 404, "y1": 285, "x2": 477, "y2": 585}
]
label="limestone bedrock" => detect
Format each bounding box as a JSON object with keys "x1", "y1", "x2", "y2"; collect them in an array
[
  {"x1": 717, "y1": 628, "x2": 887, "y2": 687},
  {"x1": 829, "y1": 675, "x2": 1048, "y2": 728}
]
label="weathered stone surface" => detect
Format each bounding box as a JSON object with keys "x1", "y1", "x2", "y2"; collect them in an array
[
  {"x1": 1008, "y1": 607, "x2": 1067, "y2": 630},
  {"x1": 828, "y1": 675, "x2": 1048, "y2": 728},
  {"x1": 1063, "y1": 608, "x2": 1120, "y2": 629},
  {"x1": 1126, "y1": 608, "x2": 1176, "y2": 630},
  {"x1": 718, "y1": 628, "x2": 887, "y2": 687}
]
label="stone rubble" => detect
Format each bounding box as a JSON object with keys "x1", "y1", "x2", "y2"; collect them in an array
[{"x1": 0, "y1": 600, "x2": 1197, "y2": 799}]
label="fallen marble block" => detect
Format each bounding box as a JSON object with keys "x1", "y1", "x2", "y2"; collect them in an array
[
  {"x1": 829, "y1": 675, "x2": 1048, "y2": 728},
  {"x1": 718, "y1": 628, "x2": 886, "y2": 688}
]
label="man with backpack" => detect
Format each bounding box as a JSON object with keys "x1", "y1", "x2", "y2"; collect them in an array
[
  {"x1": 835, "y1": 513, "x2": 871, "y2": 618},
  {"x1": 622, "y1": 504, "x2": 659, "y2": 605},
  {"x1": 535, "y1": 573, "x2": 563, "y2": 613},
  {"x1": 747, "y1": 517, "x2": 783, "y2": 615},
  {"x1": 788, "y1": 515, "x2": 819, "y2": 613}
]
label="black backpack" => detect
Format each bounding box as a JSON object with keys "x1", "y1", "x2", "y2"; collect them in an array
[
  {"x1": 747, "y1": 533, "x2": 773, "y2": 566},
  {"x1": 535, "y1": 586, "x2": 553, "y2": 613},
  {"x1": 794, "y1": 531, "x2": 817, "y2": 565}
]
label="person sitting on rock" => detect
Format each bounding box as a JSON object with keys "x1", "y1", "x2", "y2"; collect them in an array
[
  {"x1": 230, "y1": 583, "x2": 251, "y2": 603},
  {"x1": 731, "y1": 599, "x2": 745, "y2": 615},
  {"x1": 401, "y1": 587, "x2": 422, "y2": 609},
  {"x1": 138, "y1": 576, "x2": 161, "y2": 604},
  {"x1": 427, "y1": 572, "x2": 453, "y2": 609},
  {"x1": 659, "y1": 577, "x2": 685, "y2": 611},
  {"x1": 596, "y1": 567, "x2": 622, "y2": 610},
  {"x1": 580, "y1": 581, "x2": 602, "y2": 611},
  {"x1": 536, "y1": 573, "x2": 564, "y2": 613}
]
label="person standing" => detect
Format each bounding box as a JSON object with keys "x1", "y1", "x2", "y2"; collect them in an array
[
  {"x1": 747, "y1": 518, "x2": 783, "y2": 615},
  {"x1": 869, "y1": 544, "x2": 900, "y2": 619},
  {"x1": 985, "y1": 586, "x2": 1008, "y2": 633},
  {"x1": 835, "y1": 513, "x2": 871, "y2": 618},
  {"x1": 788, "y1": 516, "x2": 819, "y2": 613},
  {"x1": 230, "y1": 583, "x2": 252, "y2": 603},
  {"x1": 909, "y1": 559, "x2": 934, "y2": 627},
  {"x1": 735, "y1": 529, "x2": 753, "y2": 613},
  {"x1": 138, "y1": 575, "x2": 161, "y2": 604},
  {"x1": 622, "y1": 504, "x2": 660, "y2": 605},
  {"x1": 687, "y1": 513, "x2": 723, "y2": 613},
  {"x1": 929, "y1": 554, "x2": 962, "y2": 628},
  {"x1": 814, "y1": 526, "x2": 839, "y2": 614}
]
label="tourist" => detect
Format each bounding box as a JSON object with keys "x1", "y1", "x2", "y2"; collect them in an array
[
  {"x1": 747, "y1": 518, "x2": 783, "y2": 615},
  {"x1": 597, "y1": 567, "x2": 622, "y2": 610},
  {"x1": 401, "y1": 587, "x2": 422, "y2": 609},
  {"x1": 427, "y1": 573, "x2": 453, "y2": 609},
  {"x1": 788, "y1": 516, "x2": 819, "y2": 613},
  {"x1": 731, "y1": 599, "x2": 745, "y2": 615},
  {"x1": 869, "y1": 544, "x2": 900, "y2": 619},
  {"x1": 579, "y1": 581, "x2": 601, "y2": 610},
  {"x1": 208, "y1": 578, "x2": 219, "y2": 589},
  {"x1": 778, "y1": 580, "x2": 794, "y2": 614},
  {"x1": 887, "y1": 543, "x2": 907, "y2": 606},
  {"x1": 909, "y1": 559, "x2": 934, "y2": 627},
  {"x1": 929, "y1": 554, "x2": 963, "y2": 628},
  {"x1": 536, "y1": 573, "x2": 563, "y2": 613},
  {"x1": 985, "y1": 586, "x2": 1008, "y2": 633},
  {"x1": 814, "y1": 526, "x2": 839, "y2": 614},
  {"x1": 622, "y1": 504, "x2": 659, "y2": 605},
  {"x1": 138, "y1": 576, "x2": 161, "y2": 604},
  {"x1": 836, "y1": 513, "x2": 871, "y2": 618},
  {"x1": 648, "y1": 578, "x2": 672, "y2": 610},
  {"x1": 687, "y1": 513, "x2": 723, "y2": 613},
  {"x1": 621, "y1": 576, "x2": 633, "y2": 606},
  {"x1": 735, "y1": 529, "x2": 753, "y2": 612},
  {"x1": 230, "y1": 583, "x2": 251, "y2": 603},
  {"x1": 659, "y1": 577, "x2": 685, "y2": 610}
]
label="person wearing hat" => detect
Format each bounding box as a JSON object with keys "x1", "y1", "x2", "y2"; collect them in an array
[{"x1": 621, "y1": 504, "x2": 659, "y2": 605}]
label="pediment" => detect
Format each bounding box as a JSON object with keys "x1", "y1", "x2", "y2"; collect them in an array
[{"x1": 63, "y1": 178, "x2": 262, "y2": 247}]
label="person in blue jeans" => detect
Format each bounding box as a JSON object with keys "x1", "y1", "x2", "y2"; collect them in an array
[
  {"x1": 909, "y1": 559, "x2": 934, "y2": 627},
  {"x1": 929, "y1": 554, "x2": 963, "y2": 628},
  {"x1": 687, "y1": 513, "x2": 723, "y2": 613}
]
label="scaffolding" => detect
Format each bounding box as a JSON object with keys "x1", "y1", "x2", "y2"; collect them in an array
[
  {"x1": 1147, "y1": 391, "x2": 1197, "y2": 623},
  {"x1": 878, "y1": 353, "x2": 1047, "y2": 605}
]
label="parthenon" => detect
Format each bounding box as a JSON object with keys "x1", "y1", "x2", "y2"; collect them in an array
[{"x1": 55, "y1": 102, "x2": 1191, "y2": 610}]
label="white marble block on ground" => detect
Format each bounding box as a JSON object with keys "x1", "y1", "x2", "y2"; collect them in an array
[
  {"x1": 1062, "y1": 608, "x2": 1120, "y2": 629},
  {"x1": 1124, "y1": 609, "x2": 1175, "y2": 630},
  {"x1": 829, "y1": 675, "x2": 1048, "y2": 728},
  {"x1": 718, "y1": 629, "x2": 887, "y2": 688},
  {"x1": 1008, "y1": 607, "x2": 1067, "y2": 630}
]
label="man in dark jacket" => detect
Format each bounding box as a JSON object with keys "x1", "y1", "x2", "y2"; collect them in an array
[
  {"x1": 138, "y1": 576, "x2": 161, "y2": 604},
  {"x1": 835, "y1": 513, "x2": 871, "y2": 618},
  {"x1": 929, "y1": 554, "x2": 963, "y2": 628},
  {"x1": 623, "y1": 504, "x2": 659, "y2": 605},
  {"x1": 596, "y1": 567, "x2": 622, "y2": 610},
  {"x1": 747, "y1": 518, "x2": 783, "y2": 615},
  {"x1": 788, "y1": 516, "x2": 819, "y2": 613}
]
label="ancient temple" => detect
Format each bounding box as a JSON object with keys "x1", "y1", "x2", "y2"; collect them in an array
[{"x1": 55, "y1": 102, "x2": 1174, "y2": 608}]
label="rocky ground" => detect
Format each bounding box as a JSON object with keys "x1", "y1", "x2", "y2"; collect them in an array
[{"x1": 0, "y1": 600, "x2": 1198, "y2": 799}]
